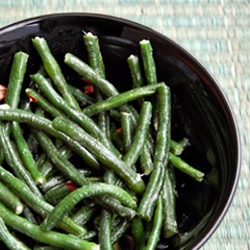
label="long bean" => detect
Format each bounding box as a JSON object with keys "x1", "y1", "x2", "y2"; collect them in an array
[
  {"x1": 41, "y1": 182, "x2": 137, "y2": 231},
  {"x1": 83, "y1": 84, "x2": 160, "y2": 117},
  {"x1": 30, "y1": 73, "x2": 116, "y2": 153},
  {"x1": 0, "y1": 216, "x2": 30, "y2": 250},
  {"x1": 0, "y1": 108, "x2": 100, "y2": 169},
  {"x1": 0, "y1": 182, "x2": 24, "y2": 215},
  {"x1": 138, "y1": 84, "x2": 171, "y2": 221},
  {"x1": 32, "y1": 37, "x2": 80, "y2": 111},
  {"x1": 145, "y1": 193, "x2": 164, "y2": 250},
  {"x1": 123, "y1": 101, "x2": 152, "y2": 169},
  {"x1": 12, "y1": 121, "x2": 46, "y2": 184},
  {"x1": 0, "y1": 122, "x2": 43, "y2": 198},
  {"x1": 52, "y1": 116, "x2": 146, "y2": 195},
  {"x1": 0, "y1": 203, "x2": 99, "y2": 250},
  {"x1": 0, "y1": 166, "x2": 87, "y2": 237},
  {"x1": 169, "y1": 153, "x2": 204, "y2": 182},
  {"x1": 98, "y1": 209, "x2": 113, "y2": 250}
]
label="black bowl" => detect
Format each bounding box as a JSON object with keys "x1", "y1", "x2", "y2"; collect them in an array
[{"x1": 0, "y1": 13, "x2": 241, "y2": 249}]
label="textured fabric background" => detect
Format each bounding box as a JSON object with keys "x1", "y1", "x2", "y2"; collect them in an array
[{"x1": 0, "y1": 1, "x2": 249, "y2": 249}]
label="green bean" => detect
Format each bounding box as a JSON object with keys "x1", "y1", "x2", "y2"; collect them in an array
[
  {"x1": 139, "y1": 142, "x2": 154, "y2": 175},
  {"x1": 0, "y1": 182, "x2": 24, "y2": 215},
  {"x1": 0, "y1": 216, "x2": 30, "y2": 250},
  {"x1": 5, "y1": 52, "x2": 29, "y2": 109},
  {"x1": 162, "y1": 167, "x2": 178, "y2": 238},
  {"x1": 32, "y1": 37, "x2": 81, "y2": 111},
  {"x1": 30, "y1": 73, "x2": 116, "y2": 152},
  {"x1": 0, "y1": 203, "x2": 99, "y2": 250},
  {"x1": 145, "y1": 193, "x2": 164, "y2": 250},
  {"x1": 0, "y1": 108, "x2": 100, "y2": 169},
  {"x1": 41, "y1": 183, "x2": 137, "y2": 231},
  {"x1": 44, "y1": 182, "x2": 73, "y2": 205},
  {"x1": 0, "y1": 122, "x2": 43, "y2": 198},
  {"x1": 138, "y1": 85, "x2": 171, "y2": 221},
  {"x1": 71, "y1": 203, "x2": 96, "y2": 226},
  {"x1": 169, "y1": 153, "x2": 204, "y2": 182},
  {"x1": 127, "y1": 54, "x2": 144, "y2": 88},
  {"x1": 98, "y1": 209, "x2": 113, "y2": 250},
  {"x1": 25, "y1": 88, "x2": 66, "y2": 118},
  {"x1": 23, "y1": 204, "x2": 39, "y2": 225},
  {"x1": 170, "y1": 138, "x2": 190, "y2": 156},
  {"x1": 83, "y1": 32, "x2": 106, "y2": 78},
  {"x1": 83, "y1": 84, "x2": 159, "y2": 117},
  {"x1": 123, "y1": 101, "x2": 152, "y2": 169},
  {"x1": 65, "y1": 53, "x2": 119, "y2": 97},
  {"x1": 120, "y1": 112, "x2": 133, "y2": 152},
  {"x1": 111, "y1": 218, "x2": 130, "y2": 244},
  {"x1": 38, "y1": 144, "x2": 74, "y2": 179},
  {"x1": 139, "y1": 39, "x2": 157, "y2": 85},
  {"x1": 131, "y1": 216, "x2": 145, "y2": 250},
  {"x1": 12, "y1": 121, "x2": 46, "y2": 184},
  {"x1": 67, "y1": 84, "x2": 95, "y2": 106},
  {"x1": 82, "y1": 231, "x2": 98, "y2": 241},
  {"x1": 40, "y1": 175, "x2": 66, "y2": 193},
  {"x1": 33, "y1": 129, "x2": 89, "y2": 187},
  {"x1": 52, "y1": 116, "x2": 145, "y2": 195},
  {"x1": 33, "y1": 128, "x2": 135, "y2": 220},
  {"x1": 0, "y1": 166, "x2": 87, "y2": 237}
]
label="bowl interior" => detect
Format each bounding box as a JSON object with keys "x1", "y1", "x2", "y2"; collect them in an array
[{"x1": 0, "y1": 13, "x2": 240, "y2": 249}]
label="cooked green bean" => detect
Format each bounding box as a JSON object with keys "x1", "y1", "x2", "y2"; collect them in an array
[
  {"x1": 127, "y1": 54, "x2": 144, "y2": 88},
  {"x1": 23, "y1": 204, "x2": 39, "y2": 225},
  {"x1": 0, "y1": 203, "x2": 98, "y2": 250},
  {"x1": 0, "y1": 182, "x2": 24, "y2": 215},
  {"x1": 120, "y1": 112, "x2": 133, "y2": 152},
  {"x1": 123, "y1": 101, "x2": 152, "y2": 169},
  {"x1": 0, "y1": 216, "x2": 30, "y2": 250},
  {"x1": 33, "y1": 129, "x2": 89, "y2": 187},
  {"x1": 169, "y1": 153, "x2": 204, "y2": 182},
  {"x1": 0, "y1": 122, "x2": 43, "y2": 198},
  {"x1": 30, "y1": 73, "x2": 116, "y2": 153},
  {"x1": 145, "y1": 193, "x2": 164, "y2": 250},
  {"x1": 162, "y1": 167, "x2": 178, "y2": 238},
  {"x1": 67, "y1": 84, "x2": 95, "y2": 105},
  {"x1": 138, "y1": 84, "x2": 171, "y2": 221},
  {"x1": 83, "y1": 84, "x2": 159, "y2": 117},
  {"x1": 32, "y1": 37, "x2": 81, "y2": 111},
  {"x1": 131, "y1": 216, "x2": 145, "y2": 250},
  {"x1": 12, "y1": 121, "x2": 46, "y2": 185},
  {"x1": 83, "y1": 32, "x2": 106, "y2": 78},
  {"x1": 0, "y1": 108, "x2": 100, "y2": 169},
  {"x1": 0, "y1": 166, "x2": 87, "y2": 237},
  {"x1": 25, "y1": 88, "x2": 66, "y2": 118},
  {"x1": 5, "y1": 52, "x2": 29, "y2": 109},
  {"x1": 52, "y1": 116, "x2": 146, "y2": 195},
  {"x1": 41, "y1": 183, "x2": 137, "y2": 231},
  {"x1": 139, "y1": 39, "x2": 157, "y2": 85},
  {"x1": 98, "y1": 209, "x2": 113, "y2": 250},
  {"x1": 65, "y1": 53, "x2": 119, "y2": 97},
  {"x1": 71, "y1": 203, "x2": 96, "y2": 226}
]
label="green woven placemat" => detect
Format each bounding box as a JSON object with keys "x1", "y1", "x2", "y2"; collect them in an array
[{"x1": 0, "y1": 1, "x2": 249, "y2": 249}]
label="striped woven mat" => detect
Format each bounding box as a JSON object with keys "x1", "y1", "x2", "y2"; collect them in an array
[{"x1": 0, "y1": 1, "x2": 249, "y2": 249}]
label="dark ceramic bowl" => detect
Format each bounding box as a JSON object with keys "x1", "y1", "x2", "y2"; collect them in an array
[{"x1": 0, "y1": 13, "x2": 241, "y2": 249}]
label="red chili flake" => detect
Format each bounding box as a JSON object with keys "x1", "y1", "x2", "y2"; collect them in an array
[
  {"x1": 0, "y1": 84, "x2": 7, "y2": 101},
  {"x1": 84, "y1": 84, "x2": 95, "y2": 94},
  {"x1": 81, "y1": 78, "x2": 92, "y2": 85},
  {"x1": 65, "y1": 181, "x2": 78, "y2": 192},
  {"x1": 116, "y1": 127, "x2": 122, "y2": 134},
  {"x1": 28, "y1": 94, "x2": 38, "y2": 103}
]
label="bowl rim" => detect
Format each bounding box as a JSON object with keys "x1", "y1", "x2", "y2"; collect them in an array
[{"x1": 0, "y1": 12, "x2": 242, "y2": 249}]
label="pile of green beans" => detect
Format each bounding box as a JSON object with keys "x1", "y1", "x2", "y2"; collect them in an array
[{"x1": 0, "y1": 32, "x2": 205, "y2": 250}]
